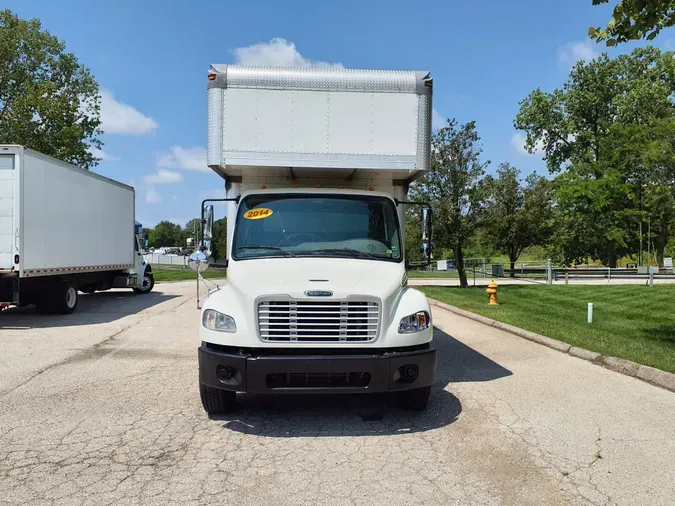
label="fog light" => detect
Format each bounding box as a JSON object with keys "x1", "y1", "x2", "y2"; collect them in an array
[
  {"x1": 217, "y1": 366, "x2": 233, "y2": 380},
  {"x1": 403, "y1": 364, "x2": 419, "y2": 381}
]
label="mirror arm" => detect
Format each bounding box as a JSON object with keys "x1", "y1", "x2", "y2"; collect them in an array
[{"x1": 200, "y1": 197, "x2": 240, "y2": 246}]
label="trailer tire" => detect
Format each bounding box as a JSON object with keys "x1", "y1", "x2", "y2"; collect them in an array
[
  {"x1": 398, "y1": 386, "x2": 431, "y2": 411},
  {"x1": 199, "y1": 383, "x2": 236, "y2": 415},
  {"x1": 133, "y1": 273, "x2": 154, "y2": 294}
]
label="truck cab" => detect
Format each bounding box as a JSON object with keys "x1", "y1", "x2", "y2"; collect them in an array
[{"x1": 197, "y1": 64, "x2": 435, "y2": 413}]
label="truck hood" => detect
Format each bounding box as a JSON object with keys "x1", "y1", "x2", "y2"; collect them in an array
[{"x1": 224, "y1": 257, "x2": 405, "y2": 300}]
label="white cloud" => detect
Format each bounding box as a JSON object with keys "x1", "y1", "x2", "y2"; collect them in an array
[
  {"x1": 432, "y1": 109, "x2": 445, "y2": 130},
  {"x1": 146, "y1": 187, "x2": 161, "y2": 204},
  {"x1": 558, "y1": 40, "x2": 600, "y2": 67},
  {"x1": 156, "y1": 146, "x2": 208, "y2": 172},
  {"x1": 88, "y1": 146, "x2": 119, "y2": 162},
  {"x1": 511, "y1": 132, "x2": 545, "y2": 156},
  {"x1": 232, "y1": 37, "x2": 343, "y2": 68},
  {"x1": 143, "y1": 169, "x2": 183, "y2": 185},
  {"x1": 100, "y1": 89, "x2": 158, "y2": 135}
]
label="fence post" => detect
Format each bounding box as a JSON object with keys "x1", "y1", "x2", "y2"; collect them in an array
[
  {"x1": 649, "y1": 272, "x2": 654, "y2": 288},
  {"x1": 482, "y1": 258, "x2": 486, "y2": 278},
  {"x1": 565, "y1": 271, "x2": 569, "y2": 285},
  {"x1": 546, "y1": 259, "x2": 553, "y2": 285},
  {"x1": 608, "y1": 266, "x2": 611, "y2": 284}
]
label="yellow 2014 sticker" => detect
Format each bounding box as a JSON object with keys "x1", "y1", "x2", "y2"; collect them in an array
[{"x1": 243, "y1": 208, "x2": 273, "y2": 220}]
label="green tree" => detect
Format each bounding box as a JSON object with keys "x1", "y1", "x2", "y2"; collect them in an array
[
  {"x1": 181, "y1": 218, "x2": 201, "y2": 248},
  {"x1": 515, "y1": 47, "x2": 675, "y2": 266},
  {"x1": 0, "y1": 10, "x2": 102, "y2": 168},
  {"x1": 148, "y1": 221, "x2": 182, "y2": 248},
  {"x1": 410, "y1": 119, "x2": 489, "y2": 287},
  {"x1": 590, "y1": 0, "x2": 675, "y2": 46},
  {"x1": 602, "y1": 120, "x2": 675, "y2": 265},
  {"x1": 211, "y1": 218, "x2": 227, "y2": 262},
  {"x1": 482, "y1": 163, "x2": 552, "y2": 276}
]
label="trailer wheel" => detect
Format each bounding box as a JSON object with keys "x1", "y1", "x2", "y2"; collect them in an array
[
  {"x1": 199, "y1": 383, "x2": 236, "y2": 415},
  {"x1": 398, "y1": 386, "x2": 431, "y2": 411},
  {"x1": 133, "y1": 273, "x2": 154, "y2": 294}
]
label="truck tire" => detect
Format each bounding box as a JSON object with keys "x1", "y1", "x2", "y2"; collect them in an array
[
  {"x1": 199, "y1": 383, "x2": 236, "y2": 415},
  {"x1": 133, "y1": 273, "x2": 154, "y2": 294},
  {"x1": 398, "y1": 386, "x2": 431, "y2": 411},
  {"x1": 37, "y1": 282, "x2": 79, "y2": 314}
]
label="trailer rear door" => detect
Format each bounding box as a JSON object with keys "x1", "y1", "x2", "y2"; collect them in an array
[{"x1": 0, "y1": 154, "x2": 16, "y2": 271}]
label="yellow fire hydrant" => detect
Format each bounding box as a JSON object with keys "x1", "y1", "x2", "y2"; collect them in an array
[{"x1": 486, "y1": 280, "x2": 499, "y2": 306}]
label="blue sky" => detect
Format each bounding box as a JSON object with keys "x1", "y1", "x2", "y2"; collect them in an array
[{"x1": 6, "y1": 0, "x2": 675, "y2": 228}]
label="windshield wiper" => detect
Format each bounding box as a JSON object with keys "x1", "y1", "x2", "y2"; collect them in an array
[
  {"x1": 237, "y1": 246, "x2": 297, "y2": 257},
  {"x1": 311, "y1": 248, "x2": 379, "y2": 259}
]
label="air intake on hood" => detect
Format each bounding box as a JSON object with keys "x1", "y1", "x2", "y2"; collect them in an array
[{"x1": 257, "y1": 299, "x2": 380, "y2": 342}]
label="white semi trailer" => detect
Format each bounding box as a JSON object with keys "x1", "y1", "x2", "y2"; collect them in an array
[
  {"x1": 197, "y1": 65, "x2": 435, "y2": 413},
  {"x1": 0, "y1": 146, "x2": 154, "y2": 314}
]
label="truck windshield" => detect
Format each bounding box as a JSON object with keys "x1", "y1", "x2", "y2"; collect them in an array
[{"x1": 233, "y1": 194, "x2": 402, "y2": 262}]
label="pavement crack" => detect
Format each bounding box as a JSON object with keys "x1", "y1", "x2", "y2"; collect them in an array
[{"x1": 0, "y1": 294, "x2": 192, "y2": 399}]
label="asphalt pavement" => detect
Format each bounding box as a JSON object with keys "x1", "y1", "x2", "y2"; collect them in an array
[{"x1": 1, "y1": 280, "x2": 673, "y2": 506}]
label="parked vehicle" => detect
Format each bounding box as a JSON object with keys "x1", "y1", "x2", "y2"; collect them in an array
[
  {"x1": 197, "y1": 65, "x2": 435, "y2": 413},
  {"x1": 0, "y1": 146, "x2": 154, "y2": 314}
]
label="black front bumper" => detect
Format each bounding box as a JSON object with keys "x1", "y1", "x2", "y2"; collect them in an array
[{"x1": 198, "y1": 344, "x2": 436, "y2": 394}]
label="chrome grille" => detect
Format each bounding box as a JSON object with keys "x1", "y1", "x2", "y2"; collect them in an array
[{"x1": 257, "y1": 300, "x2": 379, "y2": 342}]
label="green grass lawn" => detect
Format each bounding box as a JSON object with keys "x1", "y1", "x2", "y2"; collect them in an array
[
  {"x1": 153, "y1": 268, "x2": 226, "y2": 282},
  {"x1": 421, "y1": 285, "x2": 675, "y2": 374}
]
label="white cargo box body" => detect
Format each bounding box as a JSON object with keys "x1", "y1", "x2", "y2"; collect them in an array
[
  {"x1": 207, "y1": 65, "x2": 432, "y2": 182},
  {"x1": 0, "y1": 146, "x2": 134, "y2": 277}
]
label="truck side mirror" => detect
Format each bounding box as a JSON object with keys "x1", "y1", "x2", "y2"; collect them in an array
[{"x1": 202, "y1": 204, "x2": 214, "y2": 257}]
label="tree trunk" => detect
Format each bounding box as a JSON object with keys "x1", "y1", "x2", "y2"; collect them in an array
[
  {"x1": 656, "y1": 244, "x2": 666, "y2": 267},
  {"x1": 655, "y1": 226, "x2": 669, "y2": 267},
  {"x1": 455, "y1": 244, "x2": 468, "y2": 288}
]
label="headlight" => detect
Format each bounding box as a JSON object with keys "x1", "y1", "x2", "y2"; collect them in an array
[
  {"x1": 398, "y1": 311, "x2": 431, "y2": 333},
  {"x1": 202, "y1": 309, "x2": 236, "y2": 332}
]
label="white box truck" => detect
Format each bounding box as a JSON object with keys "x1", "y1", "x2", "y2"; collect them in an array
[
  {"x1": 0, "y1": 146, "x2": 154, "y2": 314},
  {"x1": 197, "y1": 65, "x2": 436, "y2": 413}
]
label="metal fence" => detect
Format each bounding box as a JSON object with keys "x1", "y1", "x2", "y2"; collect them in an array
[
  {"x1": 145, "y1": 253, "x2": 189, "y2": 268},
  {"x1": 420, "y1": 258, "x2": 675, "y2": 285}
]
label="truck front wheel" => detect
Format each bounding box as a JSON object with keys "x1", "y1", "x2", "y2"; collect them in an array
[
  {"x1": 398, "y1": 386, "x2": 431, "y2": 411},
  {"x1": 199, "y1": 383, "x2": 236, "y2": 415},
  {"x1": 133, "y1": 273, "x2": 154, "y2": 294}
]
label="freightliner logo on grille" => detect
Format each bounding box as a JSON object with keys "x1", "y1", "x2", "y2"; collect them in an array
[{"x1": 304, "y1": 290, "x2": 333, "y2": 297}]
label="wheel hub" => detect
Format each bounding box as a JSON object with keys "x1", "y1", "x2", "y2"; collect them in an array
[{"x1": 66, "y1": 287, "x2": 77, "y2": 308}]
